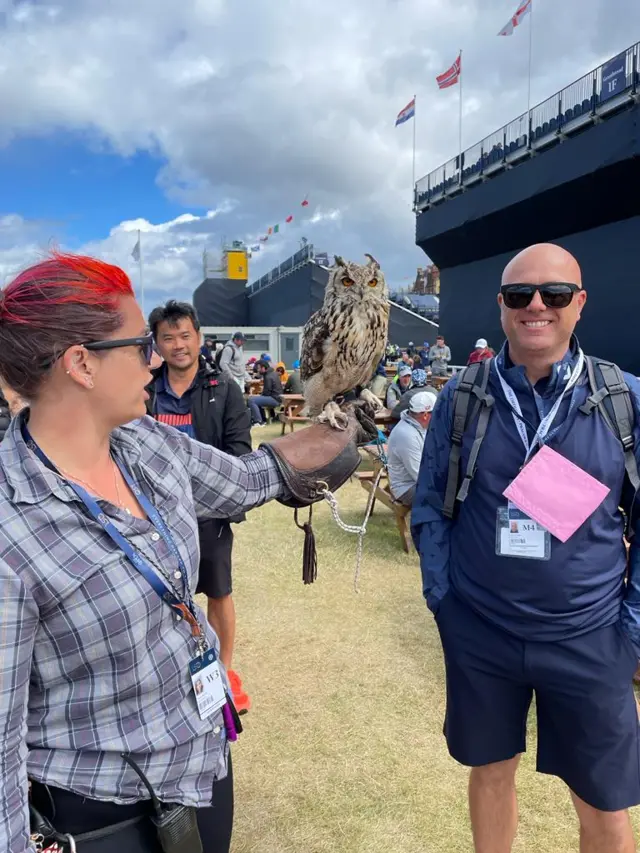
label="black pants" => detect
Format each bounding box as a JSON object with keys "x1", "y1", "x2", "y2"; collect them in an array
[{"x1": 31, "y1": 756, "x2": 233, "y2": 852}]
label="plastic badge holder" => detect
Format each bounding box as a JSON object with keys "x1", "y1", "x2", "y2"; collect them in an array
[{"x1": 503, "y1": 445, "x2": 610, "y2": 543}]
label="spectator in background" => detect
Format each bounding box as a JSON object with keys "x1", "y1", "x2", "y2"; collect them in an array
[
  {"x1": 148, "y1": 300, "x2": 253, "y2": 714},
  {"x1": 407, "y1": 342, "x2": 415, "y2": 357},
  {"x1": 284, "y1": 359, "x2": 304, "y2": 395},
  {"x1": 275, "y1": 361, "x2": 289, "y2": 386},
  {"x1": 401, "y1": 351, "x2": 412, "y2": 366},
  {"x1": 386, "y1": 363, "x2": 413, "y2": 408},
  {"x1": 387, "y1": 391, "x2": 437, "y2": 507},
  {"x1": 218, "y1": 331, "x2": 246, "y2": 390},
  {"x1": 429, "y1": 335, "x2": 452, "y2": 376},
  {"x1": 412, "y1": 354, "x2": 423, "y2": 370},
  {"x1": 420, "y1": 342, "x2": 431, "y2": 369},
  {"x1": 467, "y1": 337, "x2": 495, "y2": 365},
  {"x1": 368, "y1": 360, "x2": 389, "y2": 401},
  {"x1": 201, "y1": 335, "x2": 217, "y2": 364},
  {"x1": 390, "y1": 368, "x2": 439, "y2": 421},
  {"x1": 247, "y1": 359, "x2": 283, "y2": 427}
]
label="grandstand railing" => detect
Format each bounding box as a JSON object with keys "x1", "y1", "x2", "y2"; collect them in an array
[
  {"x1": 247, "y1": 244, "x2": 316, "y2": 296},
  {"x1": 415, "y1": 41, "x2": 639, "y2": 211}
]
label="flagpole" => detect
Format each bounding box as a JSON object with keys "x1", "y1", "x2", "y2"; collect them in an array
[
  {"x1": 459, "y1": 51, "x2": 463, "y2": 174},
  {"x1": 137, "y1": 229, "x2": 145, "y2": 318},
  {"x1": 527, "y1": 1, "x2": 533, "y2": 114},
  {"x1": 412, "y1": 94, "x2": 417, "y2": 193}
]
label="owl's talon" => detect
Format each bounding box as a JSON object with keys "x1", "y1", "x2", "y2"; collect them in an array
[
  {"x1": 316, "y1": 401, "x2": 349, "y2": 431},
  {"x1": 359, "y1": 388, "x2": 384, "y2": 412}
]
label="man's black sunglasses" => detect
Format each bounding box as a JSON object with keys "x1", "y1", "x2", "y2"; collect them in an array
[
  {"x1": 82, "y1": 334, "x2": 155, "y2": 365},
  {"x1": 500, "y1": 282, "x2": 581, "y2": 310}
]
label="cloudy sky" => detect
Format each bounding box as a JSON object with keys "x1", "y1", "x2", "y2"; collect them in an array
[{"x1": 0, "y1": 0, "x2": 637, "y2": 312}]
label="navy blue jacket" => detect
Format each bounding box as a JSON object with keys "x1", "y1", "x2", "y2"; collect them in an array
[{"x1": 411, "y1": 340, "x2": 640, "y2": 651}]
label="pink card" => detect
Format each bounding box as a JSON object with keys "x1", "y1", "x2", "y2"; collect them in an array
[{"x1": 503, "y1": 445, "x2": 610, "y2": 543}]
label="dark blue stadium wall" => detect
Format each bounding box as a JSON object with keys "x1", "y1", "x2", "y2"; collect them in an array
[
  {"x1": 193, "y1": 277, "x2": 248, "y2": 326},
  {"x1": 247, "y1": 262, "x2": 324, "y2": 326},
  {"x1": 416, "y1": 101, "x2": 640, "y2": 370},
  {"x1": 247, "y1": 261, "x2": 438, "y2": 346}
]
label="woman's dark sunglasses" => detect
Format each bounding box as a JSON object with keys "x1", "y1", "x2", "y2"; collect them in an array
[
  {"x1": 82, "y1": 333, "x2": 155, "y2": 365},
  {"x1": 500, "y1": 282, "x2": 581, "y2": 310}
]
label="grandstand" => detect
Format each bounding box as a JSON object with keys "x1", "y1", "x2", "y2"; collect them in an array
[
  {"x1": 415, "y1": 41, "x2": 640, "y2": 372},
  {"x1": 416, "y1": 43, "x2": 638, "y2": 210},
  {"x1": 194, "y1": 243, "x2": 437, "y2": 346}
]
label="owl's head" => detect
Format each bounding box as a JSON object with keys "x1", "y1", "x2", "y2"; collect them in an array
[{"x1": 325, "y1": 254, "x2": 388, "y2": 304}]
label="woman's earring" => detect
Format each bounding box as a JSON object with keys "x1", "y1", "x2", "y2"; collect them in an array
[{"x1": 87, "y1": 378, "x2": 94, "y2": 389}]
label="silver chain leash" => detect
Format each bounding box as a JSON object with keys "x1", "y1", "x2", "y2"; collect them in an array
[{"x1": 320, "y1": 466, "x2": 385, "y2": 593}]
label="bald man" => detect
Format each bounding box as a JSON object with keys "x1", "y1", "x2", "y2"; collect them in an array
[{"x1": 413, "y1": 244, "x2": 640, "y2": 852}]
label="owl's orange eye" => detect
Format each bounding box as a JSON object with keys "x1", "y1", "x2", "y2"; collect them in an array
[
  {"x1": 368, "y1": 279, "x2": 378, "y2": 287},
  {"x1": 342, "y1": 278, "x2": 355, "y2": 287}
]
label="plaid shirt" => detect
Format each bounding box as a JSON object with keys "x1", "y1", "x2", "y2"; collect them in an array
[{"x1": 0, "y1": 414, "x2": 284, "y2": 853}]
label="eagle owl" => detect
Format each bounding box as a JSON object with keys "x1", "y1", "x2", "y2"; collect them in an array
[{"x1": 300, "y1": 253, "x2": 390, "y2": 428}]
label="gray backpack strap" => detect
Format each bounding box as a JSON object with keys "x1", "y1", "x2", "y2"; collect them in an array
[
  {"x1": 443, "y1": 359, "x2": 495, "y2": 519},
  {"x1": 579, "y1": 356, "x2": 640, "y2": 498}
]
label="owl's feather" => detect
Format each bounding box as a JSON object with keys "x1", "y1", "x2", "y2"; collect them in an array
[{"x1": 300, "y1": 254, "x2": 390, "y2": 417}]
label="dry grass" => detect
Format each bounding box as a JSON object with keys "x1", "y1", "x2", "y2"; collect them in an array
[{"x1": 198, "y1": 421, "x2": 640, "y2": 852}]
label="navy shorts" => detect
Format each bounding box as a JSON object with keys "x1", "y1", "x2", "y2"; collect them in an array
[
  {"x1": 436, "y1": 590, "x2": 640, "y2": 811},
  {"x1": 197, "y1": 519, "x2": 234, "y2": 599}
]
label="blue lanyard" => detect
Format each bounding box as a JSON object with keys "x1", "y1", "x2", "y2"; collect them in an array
[{"x1": 22, "y1": 423, "x2": 207, "y2": 653}]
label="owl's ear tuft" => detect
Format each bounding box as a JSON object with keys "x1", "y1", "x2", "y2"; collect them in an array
[
  {"x1": 334, "y1": 255, "x2": 346, "y2": 267},
  {"x1": 364, "y1": 253, "x2": 380, "y2": 270}
]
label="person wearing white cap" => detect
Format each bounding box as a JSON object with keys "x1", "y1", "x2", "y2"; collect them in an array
[
  {"x1": 387, "y1": 390, "x2": 438, "y2": 507},
  {"x1": 467, "y1": 337, "x2": 495, "y2": 365}
]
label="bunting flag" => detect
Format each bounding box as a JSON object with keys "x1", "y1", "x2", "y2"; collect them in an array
[
  {"x1": 498, "y1": 0, "x2": 531, "y2": 35},
  {"x1": 256, "y1": 196, "x2": 311, "y2": 243},
  {"x1": 250, "y1": 245, "x2": 260, "y2": 252},
  {"x1": 437, "y1": 53, "x2": 461, "y2": 89}
]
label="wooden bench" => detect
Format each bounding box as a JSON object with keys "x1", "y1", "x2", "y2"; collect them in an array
[{"x1": 359, "y1": 478, "x2": 413, "y2": 553}]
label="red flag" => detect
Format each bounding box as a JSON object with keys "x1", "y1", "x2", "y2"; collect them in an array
[
  {"x1": 260, "y1": 236, "x2": 268, "y2": 242},
  {"x1": 301, "y1": 196, "x2": 309, "y2": 207},
  {"x1": 286, "y1": 215, "x2": 293, "y2": 223},
  {"x1": 436, "y1": 53, "x2": 461, "y2": 89},
  {"x1": 267, "y1": 226, "x2": 273, "y2": 235}
]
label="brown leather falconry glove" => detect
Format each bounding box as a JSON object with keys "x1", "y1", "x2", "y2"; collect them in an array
[{"x1": 260, "y1": 410, "x2": 374, "y2": 508}]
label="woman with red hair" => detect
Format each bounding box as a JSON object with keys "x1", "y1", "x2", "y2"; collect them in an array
[{"x1": 0, "y1": 254, "x2": 362, "y2": 853}]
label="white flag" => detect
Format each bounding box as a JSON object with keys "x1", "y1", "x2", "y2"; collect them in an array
[
  {"x1": 498, "y1": 0, "x2": 531, "y2": 35},
  {"x1": 131, "y1": 237, "x2": 141, "y2": 262}
]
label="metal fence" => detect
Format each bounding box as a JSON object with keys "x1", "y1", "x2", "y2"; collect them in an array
[
  {"x1": 248, "y1": 244, "x2": 316, "y2": 296},
  {"x1": 416, "y1": 40, "x2": 639, "y2": 209}
]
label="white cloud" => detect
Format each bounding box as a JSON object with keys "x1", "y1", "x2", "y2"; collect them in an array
[{"x1": 0, "y1": 0, "x2": 637, "y2": 304}]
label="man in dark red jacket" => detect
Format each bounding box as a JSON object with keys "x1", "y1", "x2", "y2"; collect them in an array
[{"x1": 467, "y1": 337, "x2": 495, "y2": 365}]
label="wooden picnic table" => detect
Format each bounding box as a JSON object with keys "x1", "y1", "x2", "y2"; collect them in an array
[
  {"x1": 430, "y1": 375, "x2": 450, "y2": 391},
  {"x1": 357, "y1": 442, "x2": 412, "y2": 552},
  {"x1": 278, "y1": 393, "x2": 308, "y2": 434},
  {"x1": 246, "y1": 379, "x2": 263, "y2": 396}
]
